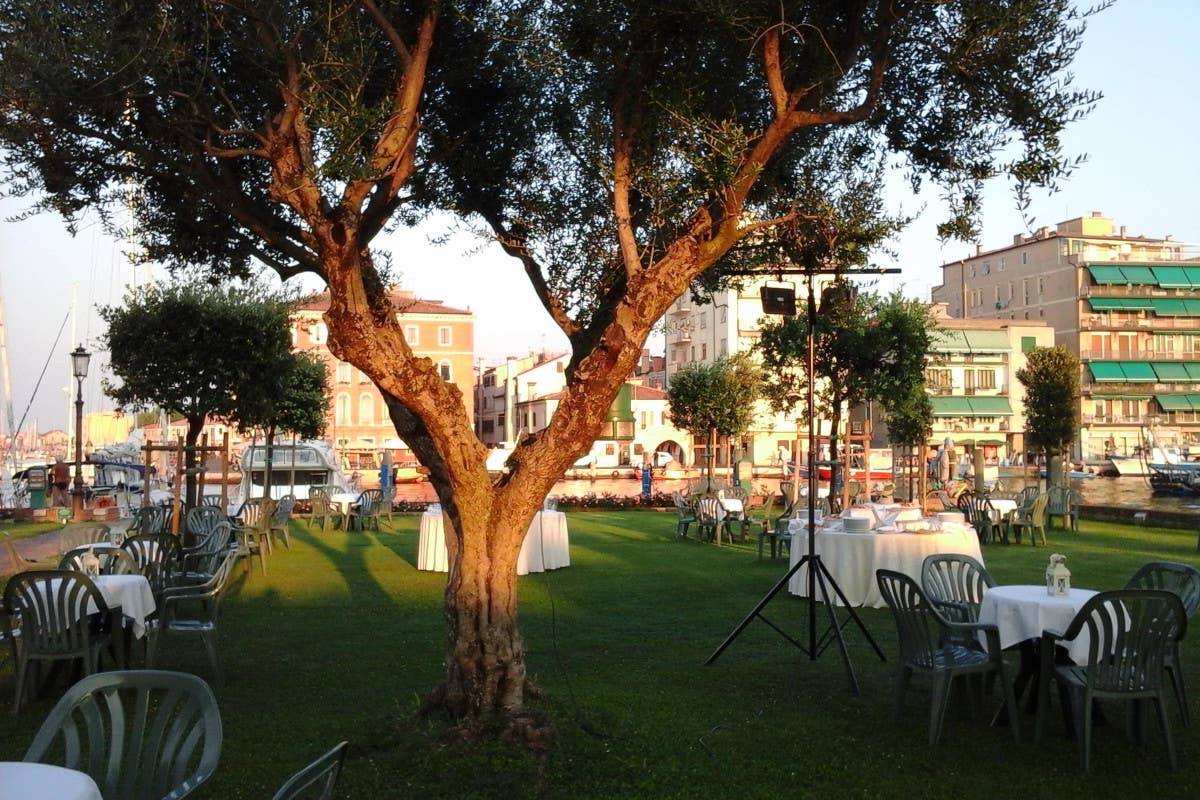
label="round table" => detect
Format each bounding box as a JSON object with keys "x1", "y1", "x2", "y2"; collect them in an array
[
  {"x1": 977, "y1": 584, "x2": 1099, "y2": 665},
  {"x1": 786, "y1": 520, "x2": 983, "y2": 608},
  {"x1": 0, "y1": 762, "x2": 103, "y2": 800},
  {"x1": 329, "y1": 492, "x2": 362, "y2": 521},
  {"x1": 417, "y1": 510, "x2": 570, "y2": 575}
]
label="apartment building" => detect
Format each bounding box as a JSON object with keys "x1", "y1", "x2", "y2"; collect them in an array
[
  {"x1": 931, "y1": 213, "x2": 1200, "y2": 458},
  {"x1": 923, "y1": 305, "x2": 1053, "y2": 460},
  {"x1": 293, "y1": 290, "x2": 475, "y2": 455}
]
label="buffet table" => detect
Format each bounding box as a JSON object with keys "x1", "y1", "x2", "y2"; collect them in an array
[{"x1": 786, "y1": 517, "x2": 983, "y2": 608}]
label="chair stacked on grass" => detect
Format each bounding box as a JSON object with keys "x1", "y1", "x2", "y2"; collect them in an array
[
  {"x1": 3, "y1": 570, "x2": 114, "y2": 714},
  {"x1": 129, "y1": 503, "x2": 170, "y2": 537},
  {"x1": 876, "y1": 568, "x2": 1019, "y2": 746},
  {"x1": 348, "y1": 489, "x2": 384, "y2": 532},
  {"x1": 23, "y1": 669, "x2": 223, "y2": 799},
  {"x1": 233, "y1": 497, "x2": 275, "y2": 575},
  {"x1": 1125, "y1": 561, "x2": 1200, "y2": 726},
  {"x1": 175, "y1": 521, "x2": 234, "y2": 586},
  {"x1": 306, "y1": 487, "x2": 344, "y2": 532},
  {"x1": 380, "y1": 484, "x2": 397, "y2": 526},
  {"x1": 148, "y1": 549, "x2": 241, "y2": 683},
  {"x1": 1006, "y1": 491, "x2": 1049, "y2": 546},
  {"x1": 1045, "y1": 485, "x2": 1080, "y2": 531},
  {"x1": 960, "y1": 494, "x2": 1003, "y2": 545},
  {"x1": 122, "y1": 533, "x2": 181, "y2": 602},
  {"x1": 270, "y1": 493, "x2": 297, "y2": 549},
  {"x1": 671, "y1": 492, "x2": 696, "y2": 538},
  {"x1": 1034, "y1": 589, "x2": 1187, "y2": 771},
  {"x1": 694, "y1": 496, "x2": 732, "y2": 546}
]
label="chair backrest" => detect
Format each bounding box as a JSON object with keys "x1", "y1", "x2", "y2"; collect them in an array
[
  {"x1": 3, "y1": 570, "x2": 109, "y2": 657},
  {"x1": 1016, "y1": 486, "x2": 1039, "y2": 508},
  {"x1": 59, "y1": 544, "x2": 140, "y2": 576},
  {"x1": 695, "y1": 496, "x2": 722, "y2": 524},
  {"x1": 200, "y1": 495, "x2": 225, "y2": 508},
  {"x1": 921, "y1": 554, "x2": 995, "y2": 624},
  {"x1": 309, "y1": 490, "x2": 332, "y2": 516},
  {"x1": 24, "y1": 669, "x2": 223, "y2": 800},
  {"x1": 357, "y1": 489, "x2": 382, "y2": 515},
  {"x1": 186, "y1": 522, "x2": 234, "y2": 577},
  {"x1": 131, "y1": 504, "x2": 170, "y2": 536},
  {"x1": 1126, "y1": 561, "x2": 1200, "y2": 617},
  {"x1": 240, "y1": 498, "x2": 276, "y2": 529},
  {"x1": 876, "y1": 569, "x2": 942, "y2": 669},
  {"x1": 1045, "y1": 485, "x2": 1072, "y2": 515},
  {"x1": 273, "y1": 494, "x2": 297, "y2": 524},
  {"x1": 1060, "y1": 589, "x2": 1186, "y2": 693},
  {"x1": 122, "y1": 534, "x2": 181, "y2": 593},
  {"x1": 1027, "y1": 492, "x2": 1050, "y2": 526},
  {"x1": 186, "y1": 506, "x2": 226, "y2": 540},
  {"x1": 57, "y1": 524, "x2": 112, "y2": 554},
  {"x1": 271, "y1": 741, "x2": 349, "y2": 800}
]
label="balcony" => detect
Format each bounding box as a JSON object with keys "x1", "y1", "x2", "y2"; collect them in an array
[{"x1": 1080, "y1": 348, "x2": 1200, "y2": 361}]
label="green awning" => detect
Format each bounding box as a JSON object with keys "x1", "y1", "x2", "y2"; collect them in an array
[
  {"x1": 1120, "y1": 362, "x2": 1156, "y2": 381},
  {"x1": 1185, "y1": 268, "x2": 1200, "y2": 285},
  {"x1": 1186, "y1": 300, "x2": 1200, "y2": 315},
  {"x1": 930, "y1": 329, "x2": 970, "y2": 353},
  {"x1": 930, "y1": 396, "x2": 973, "y2": 416},
  {"x1": 1151, "y1": 298, "x2": 1189, "y2": 316},
  {"x1": 1156, "y1": 395, "x2": 1194, "y2": 411},
  {"x1": 963, "y1": 330, "x2": 1009, "y2": 352},
  {"x1": 966, "y1": 396, "x2": 1014, "y2": 416},
  {"x1": 1090, "y1": 363, "x2": 1126, "y2": 381},
  {"x1": 1186, "y1": 364, "x2": 1200, "y2": 380},
  {"x1": 1152, "y1": 362, "x2": 1191, "y2": 380},
  {"x1": 1089, "y1": 297, "x2": 1154, "y2": 311},
  {"x1": 1152, "y1": 267, "x2": 1192, "y2": 288},
  {"x1": 1088, "y1": 265, "x2": 1128, "y2": 284},
  {"x1": 977, "y1": 439, "x2": 1006, "y2": 446},
  {"x1": 1120, "y1": 266, "x2": 1157, "y2": 284}
]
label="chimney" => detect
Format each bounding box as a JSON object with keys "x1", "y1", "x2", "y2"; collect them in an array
[
  {"x1": 1120, "y1": 225, "x2": 1127, "y2": 238},
  {"x1": 1091, "y1": 211, "x2": 1103, "y2": 218},
  {"x1": 976, "y1": 244, "x2": 984, "y2": 255}
]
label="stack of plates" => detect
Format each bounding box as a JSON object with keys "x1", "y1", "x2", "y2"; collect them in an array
[
  {"x1": 937, "y1": 511, "x2": 965, "y2": 526},
  {"x1": 842, "y1": 516, "x2": 872, "y2": 533}
]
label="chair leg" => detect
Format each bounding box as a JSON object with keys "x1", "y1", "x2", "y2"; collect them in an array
[
  {"x1": 12, "y1": 654, "x2": 27, "y2": 715},
  {"x1": 1154, "y1": 695, "x2": 1177, "y2": 770},
  {"x1": 1166, "y1": 659, "x2": 1190, "y2": 727},
  {"x1": 929, "y1": 672, "x2": 954, "y2": 745},
  {"x1": 202, "y1": 630, "x2": 222, "y2": 685},
  {"x1": 1075, "y1": 687, "x2": 1093, "y2": 772},
  {"x1": 998, "y1": 663, "x2": 1021, "y2": 743}
]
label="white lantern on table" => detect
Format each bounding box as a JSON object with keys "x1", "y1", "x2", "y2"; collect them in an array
[
  {"x1": 81, "y1": 546, "x2": 101, "y2": 577},
  {"x1": 1045, "y1": 553, "x2": 1071, "y2": 597}
]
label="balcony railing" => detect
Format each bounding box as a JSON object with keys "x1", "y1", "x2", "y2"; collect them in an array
[
  {"x1": 1082, "y1": 414, "x2": 1151, "y2": 425},
  {"x1": 1080, "y1": 349, "x2": 1200, "y2": 361},
  {"x1": 1083, "y1": 316, "x2": 1200, "y2": 332}
]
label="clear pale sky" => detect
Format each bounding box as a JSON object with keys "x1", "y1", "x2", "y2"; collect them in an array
[{"x1": 1, "y1": 1, "x2": 1197, "y2": 434}]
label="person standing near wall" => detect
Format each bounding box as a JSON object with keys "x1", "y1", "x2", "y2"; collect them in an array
[{"x1": 51, "y1": 456, "x2": 71, "y2": 506}]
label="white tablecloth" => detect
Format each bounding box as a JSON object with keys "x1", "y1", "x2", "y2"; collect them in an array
[
  {"x1": 988, "y1": 498, "x2": 1018, "y2": 521},
  {"x1": 94, "y1": 574, "x2": 157, "y2": 639},
  {"x1": 517, "y1": 511, "x2": 571, "y2": 573},
  {"x1": 330, "y1": 492, "x2": 361, "y2": 519},
  {"x1": 786, "y1": 522, "x2": 984, "y2": 608},
  {"x1": 0, "y1": 762, "x2": 103, "y2": 800},
  {"x1": 417, "y1": 509, "x2": 450, "y2": 572},
  {"x1": 978, "y1": 584, "x2": 1099, "y2": 664},
  {"x1": 417, "y1": 510, "x2": 570, "y2": 575}
]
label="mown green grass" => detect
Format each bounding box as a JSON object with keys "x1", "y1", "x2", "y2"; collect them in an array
[{"x1": 1, "y1": 512, "x2": 1199, "y2": 798}]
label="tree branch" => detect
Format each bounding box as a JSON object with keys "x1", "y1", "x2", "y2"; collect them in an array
[
  {"x1": 610, "y1": 66, "x2": 643, "y2": 280},
  {"x1": 480, "y1": 210, "x2": 580, "y2": 338},
  {"x1": 360, "y1": 0, "x2": 413, "y2": 68}
]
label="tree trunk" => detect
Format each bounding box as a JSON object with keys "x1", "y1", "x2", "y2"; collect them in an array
[
  {"x1": 263, "y1": 425, "x2": 276, "y2": 499},
  {"x1": 185, "y1": 416, "x2": 204, "y2": 508}
]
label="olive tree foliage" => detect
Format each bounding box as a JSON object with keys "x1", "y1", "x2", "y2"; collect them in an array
[
  {"x1": 666, "y1": 355, "x2": 764, "y2": 478},
  {"x1": 98, "y1": 283, "x2": 296, "y2": 504},
  {"x1": 1016, "y1": 345, "x2": 1081, "y2": 485},
  {"x1": 0, "y1": 0, "x2": 1104, "y2": 726}
]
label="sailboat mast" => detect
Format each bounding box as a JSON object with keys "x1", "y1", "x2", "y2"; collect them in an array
[{"x1": 0, "y1": 271, "x2": 18, "y2": 480}]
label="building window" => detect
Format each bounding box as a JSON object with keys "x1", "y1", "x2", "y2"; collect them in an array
[
  {"x1": 925, "y1": 369, "x2": 952, "y2": 388},
  {"x1": 438, "y1": 326, "x2": 452, "y2": 346},
  {"x1": 337, "y1": 363, "x2": 351, "y2": 383},
  {"x1": 998, "y1": 257, "x2": 1006, "y2": 272},
  {"x1": 358, "y1": 369, "x2": 371, "y2": 384},
  {"x1": 719, "y1": 307, "x2": 727, "y2": 323},
  {"x1": 439, "y1": 360, "x2": 452, "y2": 381},
  {"x1": 405, "y1": 325, "x2": 419, "y2": 345},
  {"x1": 336, "y1": 393, "x2": 350, "y2": 425},
  {"x1": 718, "y1": 340, "x2": 727, "y2": 357},
  {"x1": 968, "y1": 265, "x2": 975, "y2": 277},
  {"x1": 977, "y1": 369, "x2": 996, "y2": 389},
  {"x1": 1022, "y1": 280, "x2": 1030, "y2": 305},
  {"x1": 1037, "y1": 276, "x2": 1045, "y2": 295},
  {"x1": 700, "y1": 315, "x2": 707, "y2": 329},
  {"x1": 311, "y1": 322, "x2": 328, "y2": 345},
  {"x1": 358, "y1": 393, "x2": 374, "y2": 424},
  {"x1": 290, "y1": 325, "x2": 298, "y2": 346},
  {"x1": 981, "y1": 262, "x2": 990, "y2": 275},
  {"x1": 701, "y1": 343, "x2": 707, "y2": 359},
  {"x1": 497, "y1": 413, "x2": 505, "y2": 430},
  {"x1": 1021, "y1": 252, "x2": 1029, "y2": 265}
]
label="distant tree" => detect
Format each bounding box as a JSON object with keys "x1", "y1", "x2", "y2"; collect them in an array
[
  {"x1": 99, "y1": 283, "x2": 294, "y2": 504},
  {"x1": 667, "y1": 356, "x2": 764, "y2": 480},
  {"x1": 758, "y1": 291, "x2": 934, "y2": 491},
  {"x1": 0, "y1": 0, "x2": 1103, "y2": 727},
  {"x1": 881, "y1": 382, "x2": 935, "y2": 499},
  {"x1": 234, "y1": 350, "x2": 332, "y2": 497},
  {"x1": 1016, "y1": 345, "x2": 1081, "y2": 486}
]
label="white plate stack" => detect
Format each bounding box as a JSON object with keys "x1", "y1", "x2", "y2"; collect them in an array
[{"x1": 842, "y1": 516, "x2": 872, "y2": 533}]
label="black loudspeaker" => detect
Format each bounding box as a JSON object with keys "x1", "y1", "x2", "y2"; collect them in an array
[{"x1": 760, "y1": 285, "x2": 797, "y2": 316}]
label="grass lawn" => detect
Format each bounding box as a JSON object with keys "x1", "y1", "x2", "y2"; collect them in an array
[{"x1": 2, "y1": 511, "x2": 1199, "y2": 798}]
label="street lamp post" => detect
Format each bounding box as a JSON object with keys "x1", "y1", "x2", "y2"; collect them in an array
[{"x1": 70, "y1": 344, "x2": 91, "y2": 522}]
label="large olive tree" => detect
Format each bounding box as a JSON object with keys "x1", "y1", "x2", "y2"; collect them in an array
[{"x1": 0, "y1": 0, "x2": 1102, "y2": 730}]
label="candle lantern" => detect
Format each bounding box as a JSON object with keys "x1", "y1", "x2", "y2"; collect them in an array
[{"x1": 1045, "y1": 553, "x2": 1071, "y2": 597}]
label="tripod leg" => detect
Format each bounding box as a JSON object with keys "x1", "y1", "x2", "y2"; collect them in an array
[
  {"x1": 812, "y1": 562, "x2": 861, "y2": 695},
  {"x1": 815, "y1": 557, "x2": 887, "y2": 661},
  {"x1": 704, "y1": 555, "x2": 811, "y2": 664}
]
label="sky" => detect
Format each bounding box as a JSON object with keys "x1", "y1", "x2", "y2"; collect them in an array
[{"x1": 1, "y1": 1, "x2": 1197, "y2": 434}]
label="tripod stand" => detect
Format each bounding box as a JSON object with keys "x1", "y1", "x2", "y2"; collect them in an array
[{"x1": 705, "y1": 268, "x2": 889, "y2": 694}]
